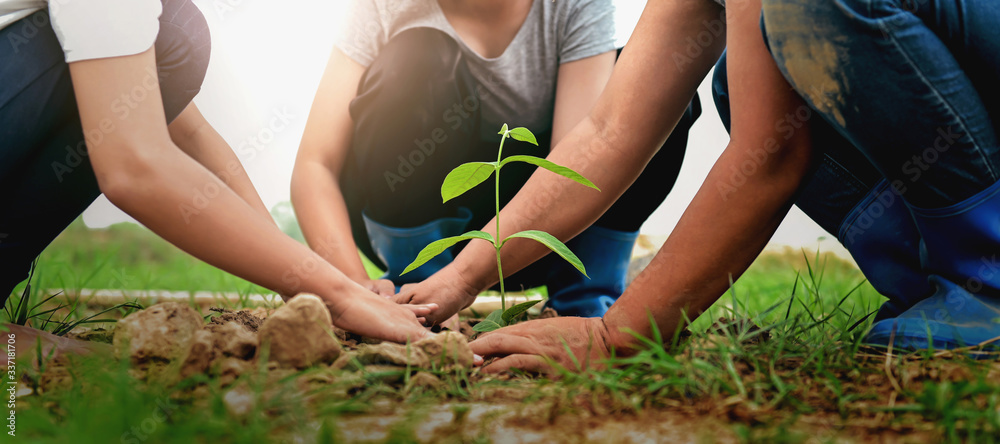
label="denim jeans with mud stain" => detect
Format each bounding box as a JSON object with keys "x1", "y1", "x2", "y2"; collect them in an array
[
  {"x1": 761, "y1": 0, "x2": 1000, "y2": 211},
  {"x1": 0, "y1": 0, "x2": 211, "y2": 301}
]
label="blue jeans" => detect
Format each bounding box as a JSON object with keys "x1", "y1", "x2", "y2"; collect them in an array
[
  {"x1": 762, "y1": 0, "x2": 1000, "y2": 210},
  {"x1": 0, "y1": 0, "x2": 211, "y2": 300},
  {"x1": 716, "y1": 0, "x2": 1000, "y2": 236}
]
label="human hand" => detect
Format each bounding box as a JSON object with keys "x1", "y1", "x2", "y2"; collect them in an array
[
  {"x1": 469, "y1": 317, "x2": 614, "y2": 375},
  {"x1": 393, "y1": 266, "x2": 479, "y2": 325},
  {"x1": 327, "y1": 286, "x2": 437, "y2": 344},
  {"x1": 359, "y1": 278, "x2": 397, "y2": 298}
]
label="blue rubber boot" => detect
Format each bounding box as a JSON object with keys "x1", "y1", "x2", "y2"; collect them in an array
[
  {"x1": 545, "y1": 225, "x2": 639, "y2": 318},
  {"x1": 362, "y1": 208, "x2": 473, "y2": 286},
  {"x1": 838, "y1": 180, "x2": 933, "y2": 322},
  {"x1": 867, "y1": 179, "x2": 1000, "y2": 351}
]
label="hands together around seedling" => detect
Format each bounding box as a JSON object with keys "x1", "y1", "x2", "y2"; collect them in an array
[
  {"x1": 393, "y1": 266, "x2": 480, "y2": 326},
  {"x1": 469, "y1": 316, "x2": 614, "y2": 375}
]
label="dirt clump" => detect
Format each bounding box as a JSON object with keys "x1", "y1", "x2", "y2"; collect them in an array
[
  {"x1": 205, "y1": 321, "x2": 257, "y2": 359},
  {"x1": 209, "y1": 307, "x2": 264, "y2": 333},
  {"x1": 113, "y1": 302, "x2": 204, "y2": 370},
  {"x1": 415, "y1": 331, "x2": 473, "y2": 368},
  {"x1": 180, "y1": 329, "x2": 216, "y2": 379},
  {"x1": 66, "y1": 327, "x2": 115, "y2": 344},
  {"x1": 353, "y1": 342, "x2": 430, "y2": 368},
  {"x1": 257, "y1": 294, "x2": 343, "y2": 369}
]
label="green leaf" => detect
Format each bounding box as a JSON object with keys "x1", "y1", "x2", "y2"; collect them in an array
[
  {"x1": 499, "y1": 155, "x2": 599, "y2": 190},
  {"x1": 508, "y1": 127, "x2": 538, "y2": 146},
  {"x1": 504, "y1": 230, "x2": 588, "y2": 278},
  {"x1": 400, "y1": 231, "x2": 494, "y2": 276},
  {"x1": 472, "y1": 320, "x2": 502, "y2": 333},
  {"x1": 441, "y1": 162, "x2": 497, "y2": 203},
  {"x1": 473, "y1": 309, "x2": 505, "y2": 332},
  {"x1": 497, "y1": 123, "x2": 509, "y2": 135},
  {"x1": 502, "y1": 299, "x2": 542, "y2": 323}
]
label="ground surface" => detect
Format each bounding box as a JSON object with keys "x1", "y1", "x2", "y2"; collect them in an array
[{"x1": 5, "y1": 219, "x2": 1000, "y2": 443}]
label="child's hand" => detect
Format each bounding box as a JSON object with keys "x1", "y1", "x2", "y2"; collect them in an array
[
  {"x1": 393, "y1": 265, "x2": 479, "y2": 326},
  {"x1": 327, "y1": 285, "x2": 437, "y2": 343}
]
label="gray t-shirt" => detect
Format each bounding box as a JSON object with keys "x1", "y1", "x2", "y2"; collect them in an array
[{"x1": 337, "y1": 0, "x2": 616, "y2": 139}]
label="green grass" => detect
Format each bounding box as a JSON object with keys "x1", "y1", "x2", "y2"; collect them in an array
[
  {"x1": 7, "y1": 218, "x2": 1000, "y2": 442},
  {"x1": 6, "y1": 214, "x2": 385, "y2": 300}
]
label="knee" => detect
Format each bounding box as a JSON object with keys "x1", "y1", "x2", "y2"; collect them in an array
[
  {"x1": 364, "y1": 28, "x2": 462, "y2": 94},
  {"x1": 710, "y1": 53, "x2": 732, "y2": 132},
  {"x1": 154, "y1": 0, "x2": 212, "y2": 122}
]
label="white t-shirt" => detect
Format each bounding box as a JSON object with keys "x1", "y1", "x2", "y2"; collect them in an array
[{"x1": 0, "y1": 0, "x2": 161, "y2": 63}]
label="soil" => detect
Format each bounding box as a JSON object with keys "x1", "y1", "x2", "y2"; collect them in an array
[
  {"x1": 44, "y1": 298, "x2": 989, "y2": 443},
  {"x1": 104, "y1": 295, "x2": 481, "y2": 389}
]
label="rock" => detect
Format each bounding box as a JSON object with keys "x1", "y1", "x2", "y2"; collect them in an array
[
  {"x1": 180, "y1": 329, "x2": 215, "y2": 379},
  {"x1": 247, "y1": 307, "x2": 276, "y2": 320},
  {"x1": 217, "y1": 357, "x2": 254, "y2": 387},
  {"x1": 38, "y1": 355, "x2": 73, "y2": 394},
  {"x1": 331, "y1": 351, "x2": 362, "y2": 371},
  {"x1": 66, "y1": 326, "x2": 115, "y2": 344},
  {"x1": 354, "y1": 343, "x2": 429, "y2": 368},
  {"x1": 206, "y1": 322, "x2": 257, "y2": 359},
  {"x1": 223, "y1": 384, "x2": 255, "y2": 417},
  {"x1": 113, "y1": 302, "x2": 204, "y2": 368},
  {"x1": 257, "y1": 294, "x2": 343, "y2": 369},
  {"x1": 415, "y1": 332, "x2": 473, "y2": 368},
  {"x1": 407, "y1": 371, "x2": 443, "y2": 390}
]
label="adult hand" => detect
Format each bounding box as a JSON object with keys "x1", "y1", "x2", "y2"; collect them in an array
[
  {"x1": 469, "y1": 317, "x2": 615, "y2": 375},
  {"x1": 328, "y1": 287, "x2": 438, "y2": 344},
  {"x1": 360, "y1": 278, "x2": 397, "y2": 298},
  {"x1": 393, "y1": 265, "x2": 479, "y2": 325}
]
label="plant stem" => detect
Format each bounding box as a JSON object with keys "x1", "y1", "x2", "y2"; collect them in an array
[{"x1": 496, "y1": 130, "x2": 507, "y2": 311}]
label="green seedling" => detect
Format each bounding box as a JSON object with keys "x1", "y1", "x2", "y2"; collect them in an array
[{"x1": 401, "y1": 124, "x2": 600, "y2": 332}]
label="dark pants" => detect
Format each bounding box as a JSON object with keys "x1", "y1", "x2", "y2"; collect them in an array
[
  {"x1": 341, "y1": 28, "x2": 701, "y2": 277},
  {"x1": 0, "y1": 0, "x2": 211, "y2": 301}
]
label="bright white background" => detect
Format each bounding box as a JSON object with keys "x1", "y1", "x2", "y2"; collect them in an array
[{"x1": 81, "y1": 0, "x2": 846, "y2": 256}]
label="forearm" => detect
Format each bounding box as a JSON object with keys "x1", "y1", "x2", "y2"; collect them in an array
[
  {"x1": 290, "y1": 162, "x2": 371, "y2": 282},
  {"x1": 602, "y1": 143, "x2": 807, "y2": 348},
  {"x1": 168, "y1": 104, "x2": 272, "y2": 221},
  {"x1": 602, "y1": 0, "x2": 815, "y2": 350},
  {"x1": 110, "y1": 145, "x2": 350, "y2": 298},
  {"x1": 70, "y1": 49, "x2": 358, "y2": 307},
  {"x1": 449, "y1": 0, "x2": 726, "y2": 292}
]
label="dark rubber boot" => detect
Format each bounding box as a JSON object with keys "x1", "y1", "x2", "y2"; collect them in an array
[
  {"x1": 838, "y1": 180, "x2": 933, "y2": 322},
  {"x1": 867, "y1": 179, "x2": 1000, "y2": 351},
  {"x1": 545, "y1": 225, "x2": 639, "y2": 318},
  {"x1": 362, "y1": 207, "x2": 473, "y2": 286}
]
